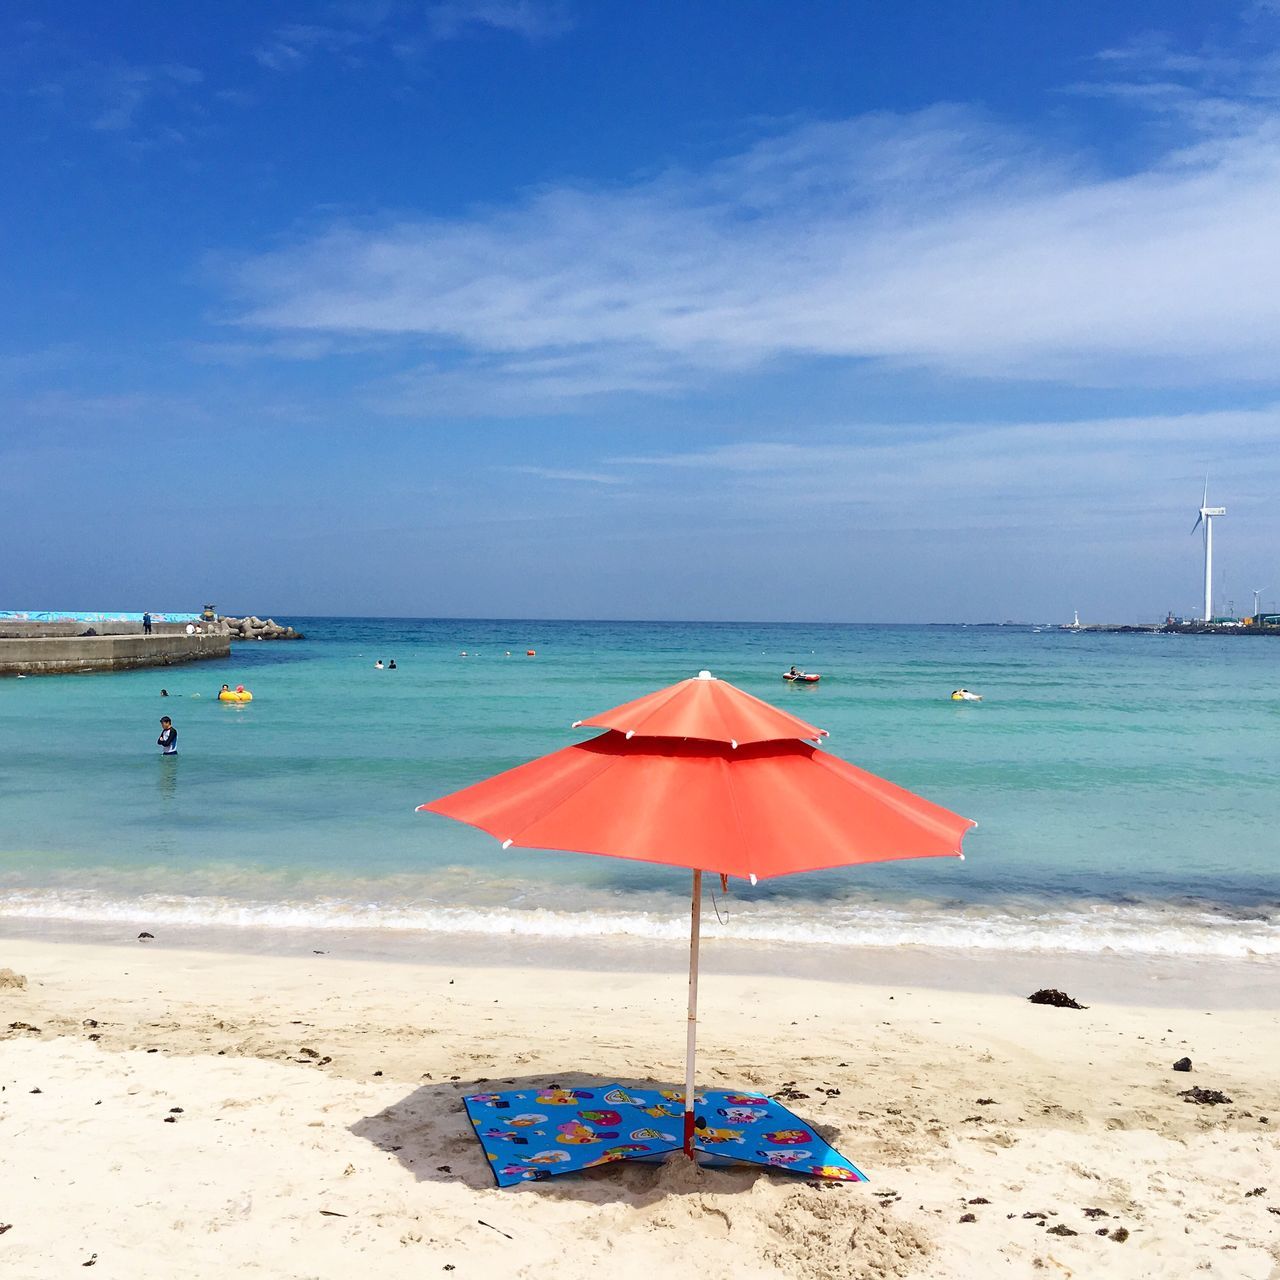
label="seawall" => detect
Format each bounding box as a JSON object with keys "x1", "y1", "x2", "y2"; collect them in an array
[{"x1": 0, "y1": 632, "x2": 231, "y2": 676}]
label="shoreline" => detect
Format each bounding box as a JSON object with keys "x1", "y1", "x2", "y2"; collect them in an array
[
  {"x1": 3, "y1": 915, "x2": 1277, "y2": 1010},
  {"x1": 1, "y1": 937, "x2": 1276, "y2": 1278}
]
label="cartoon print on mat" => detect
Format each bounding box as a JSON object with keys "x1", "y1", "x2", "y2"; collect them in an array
[
  {"x1": 576, "y1": 1109, "x2": 622, "y2": 1127},
  {"x1": 694, "y1": 1125, "x2": 746, "y2": 1146},
  {"x1": 480, "y1": 1127, "x2": 529, "y2": 1145},
  {"x1": 585, "y1": 1143, "x2": 654, "y2": 1166},
  {"x1": 718, "y1": 1106, "x2": 768, "y2": 1125},
  {"x1": 763, "y1": 1129, "x2": 812, "y2": 1145},
  {"x1": 556, "y1": 1119, "x2": 620, "y2": 1145},
  {"x1": 658, "y1": 1088, "x2": 705, "y2": 1103},
  {"x1": 537, "y1": 1087, "x2": 595, "y2": 1106},
  {"x1": 677, "y1": 1089, "x2": 865, "y2": 1181},
  {"x1": 464, "y1": 1085, "x2": 864, "y2": 1187},
  {"x1": 602, "y1": 1088, "x2": 645, "y2": 1106},
  {"x1": 526, "y1": 1150, "x2": 572, "y2": 1166},
  {"x1": 641, "y1": 1101, "x2": 682, "y2": 1118},
  {"x1": 465, "y1": 1089, "x2": 667, "y2": 1187},
  {"x1": 759, "y1": 1149, "x2": 813, "y2": 1166}
]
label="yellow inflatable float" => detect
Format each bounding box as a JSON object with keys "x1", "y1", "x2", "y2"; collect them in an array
[{"x1": 218, "y1": 684, "x2": 253, "y2": 703}]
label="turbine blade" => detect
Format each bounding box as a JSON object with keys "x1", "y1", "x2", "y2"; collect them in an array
[
  {"x1": 1202, "y1": 476, "x2": 1209, "y2": 507},
  {"x1": 1191, "y1": 512, "x2": 1203, "y2": 534}
]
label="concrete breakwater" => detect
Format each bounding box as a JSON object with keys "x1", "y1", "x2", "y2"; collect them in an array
[
  {"x1": 0, "y1": 631, "x2": 231, "y2": 676},
  {"x1": 221, "y1": 616, "x2": 303, "y2": 640}
]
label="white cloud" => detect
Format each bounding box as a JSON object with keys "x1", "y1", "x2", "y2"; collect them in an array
[
  {"x1": 373, "y1": 347, "x2": 702, "y2": 416},
  {"x1": 88, "y1": 63, "x2": 202, "y2": 132},
  {"x1": 425, "y1": 0, "x2": 571, "y2": 42},
  {"x1": 505, "y1": 465, "x2": 625, "y2": 485},
  {"x1": 253, "y1": 2, "x2": 569, "y2": 72},
  {"x1": 253, "y1": 24, "x2": 366, "y2": 72},
  {"x1": 227, "y1": 94, "x2": 1280, "y2": 395},
  {"x1": 607, "y1": 406, "x2": 1280, "y2": 532}
]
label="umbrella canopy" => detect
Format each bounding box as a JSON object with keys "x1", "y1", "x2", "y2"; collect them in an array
[
  {"x1": 420, "y1": 731, "x2": 971, "y2": 883},
  {"x1": 572, "y1": 670, "x2": 826, "y2": 746},
  {"x1": 418, "y1": 672, "x2": 974, "y2": 1165}
]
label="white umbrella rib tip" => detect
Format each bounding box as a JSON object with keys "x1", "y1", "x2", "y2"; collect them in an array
[
  {"x1": 625, "y1": 729, "x2": 635, "y2": 739},
  {"x1": 749, "y1": 873, "x2": 758, "y2": 886},
  {"x1": 502, "y1": 838, "x2": 514, "y2": 849}
]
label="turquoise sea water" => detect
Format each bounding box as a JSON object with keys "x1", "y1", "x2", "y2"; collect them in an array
[{"x1": 1, "y1": 619, "x2": 1277, "y2": 959}]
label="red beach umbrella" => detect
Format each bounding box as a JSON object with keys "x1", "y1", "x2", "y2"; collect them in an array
[
  {"x1": 571, "y1": 671, "x2": 828, "y2": 747},
  {"x1": 419, "y1": 671, "x2": 974, "y2": 1158}
]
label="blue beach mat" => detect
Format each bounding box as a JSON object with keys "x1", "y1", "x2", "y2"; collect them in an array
[
  {"x1": 463, "y1": 1085, "x2": 866, "y2": 1187},
  {"x1": 463, "y1": 1085, "x2": 681, "y2": 1186}
]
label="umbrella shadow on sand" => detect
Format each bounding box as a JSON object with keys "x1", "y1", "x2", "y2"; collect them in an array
[{"x1": 350, "y1": 1072, "x2": 850, "y2": 1203}]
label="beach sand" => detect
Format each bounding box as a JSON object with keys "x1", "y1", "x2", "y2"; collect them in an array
[{"x1": 1, "y1": 938, "x2": 1278, "y2": 1279}]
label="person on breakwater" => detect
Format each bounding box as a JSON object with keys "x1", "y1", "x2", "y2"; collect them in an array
[
  {"x1": 157, "y1": 716, "x2": 177, "y2": 755},
  {"x1": 142, "y1": 611, "x2": 152, "y2": 635}
]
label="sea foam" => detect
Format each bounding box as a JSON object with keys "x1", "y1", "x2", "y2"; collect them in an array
[{"x1": 1, "y1": 888, "x2": 1275, "y2": 959}]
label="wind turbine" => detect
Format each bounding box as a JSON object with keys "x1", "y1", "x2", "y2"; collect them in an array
[{"x1": 1190, "y1": 480, "x2": 1226, "y2": 623}]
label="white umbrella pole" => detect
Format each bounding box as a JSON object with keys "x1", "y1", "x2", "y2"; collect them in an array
[{"x1": 683, "y1": 868, "x2": 702, "y2": 1158}]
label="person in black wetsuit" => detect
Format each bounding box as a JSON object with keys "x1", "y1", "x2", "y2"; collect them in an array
[{"x1": 157, "y1": 716, "x2": 177, "y2": 755}]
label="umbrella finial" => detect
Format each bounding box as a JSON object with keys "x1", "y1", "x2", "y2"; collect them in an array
[{"x1": 696, "y1": 670, "x2": 714, "y2": 680}]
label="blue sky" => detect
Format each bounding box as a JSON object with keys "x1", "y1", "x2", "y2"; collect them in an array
[{"x1": 4, "y1": 1, "x2": 1280, "y2": 621}]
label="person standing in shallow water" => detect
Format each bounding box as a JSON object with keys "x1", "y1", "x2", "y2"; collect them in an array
[{"x1": 157, "y1": 716, "x2": 177, "y2": 755}]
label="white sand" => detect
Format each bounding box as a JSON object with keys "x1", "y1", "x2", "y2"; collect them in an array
[{"x1": 2, "y1": 938, "x2": 1278, "y2": 1279}]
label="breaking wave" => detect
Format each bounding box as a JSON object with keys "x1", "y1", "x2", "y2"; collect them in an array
[{"x1": 0, "y1": 885, "x2": 1276, "y2": 959}]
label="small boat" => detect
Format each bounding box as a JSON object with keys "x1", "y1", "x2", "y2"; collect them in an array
[{"x1": 782, "y1": 671, "x2": 820, "y2": 683}]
